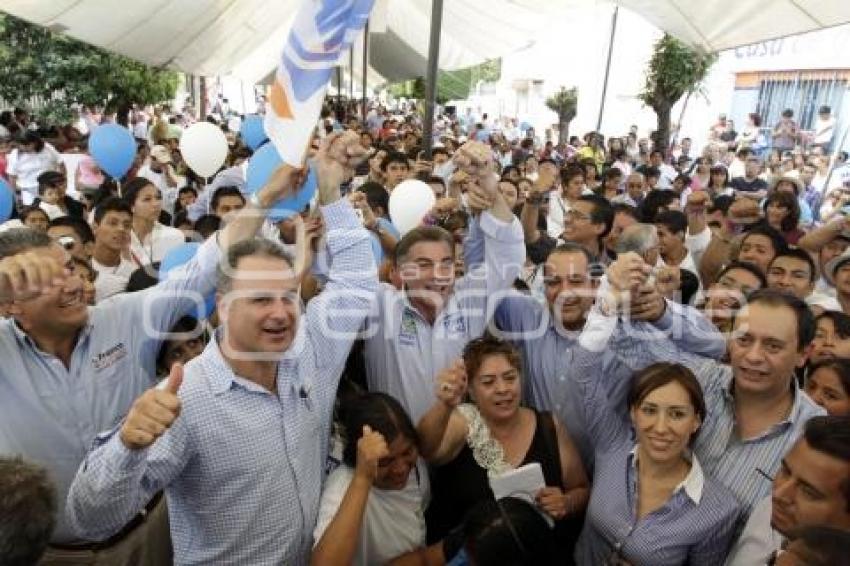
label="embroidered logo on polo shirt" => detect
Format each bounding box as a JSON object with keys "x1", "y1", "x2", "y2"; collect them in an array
[
  {"x1": 91, "y1": 342, "x2": 128, "y2": 371},
  {"x1": 441, "y1": 314, "x2": 467, "y2": 336},
  {"x1": 399, "y1": 311, "x2": 418, "y2": 346}
]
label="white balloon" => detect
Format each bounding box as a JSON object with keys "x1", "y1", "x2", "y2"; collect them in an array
[
  {"x1": 389, "y1": 180, "x2": 437, "y2": 236},
  {"x1": 179, "y1": 122, "x2": 228, "y2": 178}
]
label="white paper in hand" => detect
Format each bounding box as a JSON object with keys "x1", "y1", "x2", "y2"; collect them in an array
[
  {"x1": 489, "y1": 462, "x2": 553, "y2": 527},
  {"x1": 489, "y1": 462, "x2": 545, "y2": 503}
]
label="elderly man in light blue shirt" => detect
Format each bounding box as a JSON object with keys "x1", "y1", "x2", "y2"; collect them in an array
[
  {"x1": 66, "y1": 133, "x2": 378, "y2": 565},
  {"x1": 0, "y1": 155, "x2": 302, "y2": 558},
  {"x1": 363, "y1": 143, "x2": 526, "y2": 422}
]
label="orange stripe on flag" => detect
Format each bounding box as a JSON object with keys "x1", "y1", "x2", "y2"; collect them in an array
[{"x1": 270, "y1": 79, "x2": 294, "y2": 120}]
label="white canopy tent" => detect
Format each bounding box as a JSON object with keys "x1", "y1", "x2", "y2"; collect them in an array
[{"x1": 2, "y1": 0, "x2": 849, "y2": 83}]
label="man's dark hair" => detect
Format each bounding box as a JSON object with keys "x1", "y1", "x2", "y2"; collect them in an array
[
  {"x1": 611, "y1": 203, "x2": 638, "y2": 219},
  {"x1": 803, "y1": 416, "x2": 850, "y2": 511},
  {"x1": 178, "y1": 186, "x2": 198, "y2": 198},
  {"x1": 358, "y1": 182, "x2": 390, "y2": 215},
  {"x1": 193, "y1": 214, "x2": 222, "y2": 240},
  {"x1": 744, "y1": 288, "x2": 815, "y2": 350},
  {"x1": 210, "y1": 186, "x2": 245, "y2": 213},
  {"x1": 432, "y1": 147, "x2": 449, "y2": 159},
  {"x1": 768, "y1": 248, "x2": 817, "y2": 283},
  {"x1": 48, "y1": 216, "x2": 94, "y2": 244},
  {"x1": 642, "y1": 166, "x2": 661, "y2": 180},
  {"x1": 380, "y1": 151, "x2": 410, "y2": 172},
  {"x1": 655, "y1": 210, "x2": 688, "y2": 236},
  {"x1": 742, "y1": 223, "x2": 788, "y2": 257},
  {"x1": 462, "y1": 497, "x2": 557, "y2": 565},
  {"x1": 815, "y1": 310, "x2": 850, "y2": 340},
  {"x1": 637, "y1": 189, "x2": 678, "y2": 223},
  {"x1": 93, "y1": 197, "x2": 132, "y2": 225},
  {"x1": 785, "y1": 526, "x2": 850, "y2": 566},
  {"x1": 394, "y1": 226, "x2": 454, "y2": 265},
  {"x1": 708, "y1": 194, "x2": 734, "y2": 215},
  {"x1": 579, "y1": 194, "x2": 614, "y2": 239},
  {"x1": 0, "y1": 456, "x2": 56, "y2": 566},
  {"x1": 716, "y1": 260, "x2": 768, "y2": 290},
  {"x1": 602, "y1": 167, "x2": 623, "y2": 182}
]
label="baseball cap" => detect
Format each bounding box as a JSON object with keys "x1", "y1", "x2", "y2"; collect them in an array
[
  {"x1": 824, "y1": 247, "x2": 850, "y2": 285},
  {"x1": 150, "y1": 145, "x2": 172, "y2": 164}
]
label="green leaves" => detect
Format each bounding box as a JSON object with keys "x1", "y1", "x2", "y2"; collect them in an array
[
  {"x1": 639, "y1": 34, "x2": 717, "y2": 150},
  {"x1": 545, "y1": 86, "x2": 578, "y2": 122},
  {"x1": 0, "y1": 13, "x2": 180, "y2": 124},
  {"x1": 639, "y1": 34, "x2": 716, "y2": 112}
]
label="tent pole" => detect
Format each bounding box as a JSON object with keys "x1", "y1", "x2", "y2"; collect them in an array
[
  {"x1": 596, "y1": 5, "x2": 619, "y2": 132},
  {"x1": 336, "y1": 67, "x2": 342, "y2": 113},
  {"x1": 823, "y1": 122, "x2": 850, "y2": 191},
  {"x1": 362, "y1": 20, "x2": 369, "y2": 120},
  {"x1": 349, "y1": 45, "x2": 354, "y2": 102},
  {"x1": 422, "y1": 0, "x2": 444, "y2": 160}
]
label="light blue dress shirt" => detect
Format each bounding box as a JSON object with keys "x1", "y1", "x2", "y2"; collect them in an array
[
  {"x1": 0, "y1": 233, "x2": 220, "y2": 543},
  {"x1": 66, "y1": 200, "x2": 377, "y2": 565},
  {"x1": 363, "y1": 211, "x2": 525, "y2": 422},
  {"x1": 493, "y1": 293, "x2": 726, "y2": 466},
  {"x1": 577, "y1": 289, "x2": 825, "y2": 515}
]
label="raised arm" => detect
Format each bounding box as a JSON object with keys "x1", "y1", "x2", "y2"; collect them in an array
[
  {"x1": 417, "y1": 362, "x2": 469, "y2": 465},
  {"x1": 302, "y1": 133, "x2": 378, "y2": 385},
  {"x1": 311, "y1": 427, "x2": 390, "y2": 566}
]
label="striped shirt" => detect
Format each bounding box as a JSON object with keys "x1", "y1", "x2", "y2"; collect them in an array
[
  {"x1": 571, "y1": 338, "x2": 743, "y2": 565},
  {"x1": 66, "y1": 200, "x2": 377, "y2": 565},
  {"x1": 579, "y1": 300, "x2": 826, "y2": 515},
  {"x1": 493, "y1": 293, "x2": 726, "y2": 466}
]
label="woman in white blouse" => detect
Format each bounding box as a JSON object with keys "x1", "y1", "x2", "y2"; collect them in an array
[
  {"x1": 122, "y1": 177, "x2": 185, "y2": 267},
  {"x1": 312, "y1": 392, "x2": 429, "y2": 566},
  {"x1": 6, "y1": 131, "x2": 61, "y2": 205}
]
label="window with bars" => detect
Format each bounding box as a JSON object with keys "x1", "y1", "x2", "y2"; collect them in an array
[{"x1": 755, "y1": 76, "x2": 846, "y2": 130}]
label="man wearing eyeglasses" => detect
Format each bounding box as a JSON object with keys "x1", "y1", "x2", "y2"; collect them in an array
[
  {"x1": 725, "y1": 416, "x2": 850, "y2": 565},
  {"x1": 612, "y1": 172, "x2": 647, "y2": 208}
]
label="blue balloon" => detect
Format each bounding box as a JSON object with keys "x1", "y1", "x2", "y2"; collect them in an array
[
  {"x1": 89, "y1": 124, "x2": 136, "y2": 179},
  {"x1": 159, "y1": 243, "x2": 216, "y2": 318},
  {"x1": 0, "y1": 178, "x2": 14, "y2": 222},
  {"x1": 246, "y1": 143, "x2": 317, "y2": 222},
  {"x1": 240, "y1": 115, "x2": 268, "y2": 151}
]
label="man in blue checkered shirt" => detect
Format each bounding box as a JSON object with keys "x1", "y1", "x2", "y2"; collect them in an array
[{"x1": 66, "y1": 133, "x2": 379, "y2": 565}]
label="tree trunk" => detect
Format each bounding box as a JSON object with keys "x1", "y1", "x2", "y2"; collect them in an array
[
  {"x1": 558, "y1": 117, "x2": 570, "y2": 145},
  {"x1": 655, "y1": 103, "x2": 672, "y2": 157}
]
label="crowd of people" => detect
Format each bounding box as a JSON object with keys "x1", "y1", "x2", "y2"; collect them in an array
[{"x1": 0, "y1": 98, "x2": 849, "y2": 566}]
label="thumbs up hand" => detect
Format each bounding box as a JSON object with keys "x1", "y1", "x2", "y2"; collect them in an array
[{"x1": 120, "y1": 364, "x2": 184, "y2": 450}]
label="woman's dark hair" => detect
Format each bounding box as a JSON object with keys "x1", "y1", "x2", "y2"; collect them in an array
[
  {"x1": 763, "y1": 190, "x2": 801, "y2": 233},
  {"x1": 121, "y1": 176, "x2": 158, "y2": 209},
  {"x1": 749, "y1": 113, "x2": 762, "y2": 127},
  {"x1": 90, "y1": 177, "x2": 120, "y2": 210},
  {"x1": 463, "y1": 497, "x2": 557, "y2": 566},
  {"x1": 463, "y1": 334, "x2": 522, "y2": 384},
  {"x1": 340, "y1": 392, "x2": 418, "y2": 468},
  {"x1": 627, "y1": 362, "x2": 707, "y2": 442},
  {"x1": 637, "y1": 189, "x2": 678, "y2": 222},
  {"x1": 16, "y1": 130, "x2": 44, "y2": 152},
  {"x1": 707, "y1": 165, "x2": 730, "y2": 190}
]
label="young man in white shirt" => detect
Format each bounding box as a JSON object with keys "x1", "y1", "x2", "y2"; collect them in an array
[{"x1": 90, "y1": 198, "x2": 137, "y2": 300}]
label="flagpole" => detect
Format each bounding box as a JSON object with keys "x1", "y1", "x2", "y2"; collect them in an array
[
  {"x1": 361, "y1": 20, "x2": 369, "y2": 120},
  {"x1": 596, "y1": 5, "x2": 618, "y2": 132},
  {"x1": 422, "y1": 0, "x2": 444, "y2": 160}
]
